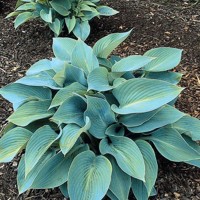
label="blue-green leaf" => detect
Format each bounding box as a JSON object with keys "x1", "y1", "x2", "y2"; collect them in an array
[
  {"x1": 84, "y1": 96, "x2": 116, "y2": 138},
  {"x1": 128, "y1": 105, "x2": 185, "y2": 133},
  {"x1": 145, "y1": 71, "x2": 182, "y2": 84},
  {"x1": 16, "y1": 71, "x2": 60, "y2": 89},
  {"x1": 87, "y1": 67, "x2": 113, "y2": 91},
  {"x1": 59, "y1": 182, "x2": 69, "y2": 198},
  {"x1": 49, "y1": 18, "x2": 62, "y2": 36},
  {"x1": 119, "y1": 108, "x2": 160, "y2": 127},
  {"x1": 8, "y1": 100, "x2": 54, "y2": 126},
  {"x1": 16, "y1": 2, "x2": 36, "y2": 11},
  {"x1": 25, "y1": 125, "x2": 59, "y2": 176},
  {"x1": 26, "y1": 59, "x2": 52, "y2": 75},
  {"x1": 73, "y1": 20, "x2": 90, "y2": 41},
  {"x1": 111, "y1": 78, "x2": 183, "y2": 114},
  {"x1": 112, "y1": 55, "x2": 153, "y2": 72},
  {"x1": 108, "y1": 155, "x2": 131, "y2": 200},
  {"x1": 52, "y1": 95, "x2": 87, "y2": 126},
  {"x1": 97, "y1": 6, "x2": 118, "y2": 16},
  {"x1": 100, "y1": 136, "x2": 145, "y2": 181},
  {"x1": 17, "y1": 150, "x2": 55, "y2": 194},
  {"x1": 14, "y1": 12, "x2": 33, "y2": 28},
  {"x1": 68, "y1": 150, "x2": 112, "y2": 200},
  {"x1": 40, "y1": 8, "x2": 52, "y2": 23},
  {"x1": 105, "y1": 124, "x2": 124, "y2": 137},
  {"x1": 172, "y1": 115, "x2": 200, "y2": 141},
  {"x1": 53, "y1": 37, "x2": 76, "y2": 61},
  {"x1": 133, "y1": 140, "x2": 158, "y2": 197},
  {"x1": 64, "y1": 65, "x2": 87, "y2": 86},
  {"x1": 65, "y1": 16, "x2": 76, "y2": 33},
  {"x1": 147, "y1": 128, "x2": 200, "y2": 162},
  {"x1": 0, "y1": 127, "x2": 32, "y2": 163},
  {"x1": 50, "y1": 82, "x2": 87, "y2": 108},
  {"x1": 72, "y1": 39, "x2": 99, "y2": 75},
  {"x1": 31, "y1": 144, "x2": 89, "y2": 189},
  {"x1": 143, "y1": 47, "x2": 183, "y2": 72},
  {"x1": 50, "y1": 0, "x2": 71, "y2": 16},
  {"x1": 93, "y1": 30, "x2": 132, "y2": 59},
  {"x1": 60, "y1": 117, "x2": 91, "y2": 155},
  {"x1": 0, "y1": 83, "x2": 52, "y2": 110}
]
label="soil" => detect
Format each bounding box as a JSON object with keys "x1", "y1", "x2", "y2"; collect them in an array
[{"x1": 0, "y1": 0, "x2": 200, "y2": 199}]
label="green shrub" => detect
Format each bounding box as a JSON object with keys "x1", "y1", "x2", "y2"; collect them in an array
[
  {"x1": 7, "y1": 0, "x2": 118, "y2": 40},
  {"x1": 1, "y1": 30, "x2": 200, "y2": 200}
]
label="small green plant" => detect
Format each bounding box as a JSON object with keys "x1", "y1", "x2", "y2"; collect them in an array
[
  {"x1": 1, "y1": 30, "x2": 200, "y2": 200},
  {"x1": 7, "y1": 0, "x2": 118, "y2": 40}
]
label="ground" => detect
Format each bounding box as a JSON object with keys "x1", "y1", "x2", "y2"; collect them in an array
[{"x1": 0, "y1": 0, "x2": 200, "y2": 199}]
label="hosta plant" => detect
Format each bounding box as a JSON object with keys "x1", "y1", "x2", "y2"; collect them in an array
[
  {"x1": 1, "y1": 30, "x2": 200, "y2": 200},
  {"x1": 7, "y1": 0, "x2": 118, "y2": 40}
]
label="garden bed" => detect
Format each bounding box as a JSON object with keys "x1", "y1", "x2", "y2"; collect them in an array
[{"x1": 0, "y1": 0, "x2": 200, "y2": 199}]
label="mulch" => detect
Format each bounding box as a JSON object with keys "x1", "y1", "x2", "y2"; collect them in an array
[{"x1": 0, "y1": 0, "x2": 200, "y2": 199}]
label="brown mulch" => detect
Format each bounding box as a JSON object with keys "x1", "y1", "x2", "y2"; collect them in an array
[{"x1": 0, "y1": 0, "x2": 200, "y2": 199}]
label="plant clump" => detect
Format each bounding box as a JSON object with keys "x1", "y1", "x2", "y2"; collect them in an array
[
  {"x1": 7, "y1": 0, "x2": 118, "y2": 40},
  {"x1": 0, "y1": 31, "x2": 200, "y2": 200}
]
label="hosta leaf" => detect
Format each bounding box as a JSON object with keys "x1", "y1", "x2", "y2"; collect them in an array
[
  {"x1": 31, "y1": 144, "x2": 89, "y2": 189},
  {"x1": 50, "y1": 0, "x2": 71, "y2": 16},
  {"x1": 8, "y1": 100, "x2": 54, "y2": 126},
  {"x1": 14, "y1": 12, "x2": 33, "y2": 28},
  {"x1": 0, "y1": 83, "x2": 52, "y2": 110},
  {"x1": 26, "y1": 59, "x2": 52, "y2": 75},
  {"x1": 147, "y1": 128, "x2": 200, "y2": 162},
  {"x1": 128, "y1": 105, "x2": 185, "y2": 133},
  {"x1": 60, "y1": 117, "x2": 91, "y2": 155},
  {"x1": 80, "y1": 4, "x2": 93, "y2": 12},
  {"x1": 68, "y1": 150, "x2": 112, "y2": 200},
  {"x1": 53, "y1": 38, "x2": 76, "y2": 61},
  {"x1": 132, "y1": 180, "x2": 149, "y2": 200},
  {"x1": 133, "y1": 140, "x2": 158, "y2": 197},
  {"x1": 52, "y1": 95, "x2": 87, "y2": 126},
  {"x1": 145, "y1": 71, "x2": 182, "y2": 84},
  {"x1": 50, "y1": 82, "x2": 87, "y2": 108},
  {"x1": 40, "y1": 8, "x2": 52, "y2": 23},
  {"x1": 87, "y1": 67, "x2": 113, "y2": 91},
  {"x1": 71, "y1": 39, "x2": 99, "y2": 75},
  {"x1": 16, "y1": 2, "x2": 36, "y2": 11},
  {"x1": 0, "y1": 127, "x2": 32, "y2": 163},
  {"x1": 107, "y1": 190, "x2": 118, "y2": 200},
  {"x1": 59, "y1": 183, "x2": 69, "y2": 198},
  {"x1": 50, "y1": 58, "x2": 69, "y2": 72},
  {"x1": 112, "y1": 55, "x2": 153, "y2": 72},
  {"x1": 6, "y1": 11, "x2": 20, "y2": 19},
  {"x1": 25, "y1": 125, "x2": 59, "y2": 176},
  {"x1": 84, "y1": 96, "x2": 116, "y2": 138},
  {"x1": 172, "y1": 115, "x2": 200, "y2": 141},
  {"x1": 53, "y1": 67, "x2": 67, "y2": 87},
  {"x1": 17, "y1": 150, "x2": 55, "y2": 194},
  {"x1": 108, "y1": 155, "x2": 131, "y2": 200},
  {"x1": 100, "y1": 136, "x2": 145, "y2": 181},
  {"x1": 93, "y1": 30, "x2": 131, "y2": 59},
  {"x1": 0, "y1": 123, "x2": 16, "y2": 137},
  {"x1": 73, "y1": 20, "x2": 90, "y2": 41},
  {"x1": 49, "y1": 18, "x2": 62, "y2": 36},
  {"x1": 119, "y1": 108, "x2": 160, "y2": 127},
  {"x1": 105, "y1": 124, "x2": 125, "y2": 137},
  {"x1": 16, "y1": 71, "x2": 60, "y2": 89},
  {"x1": 143, "y1": 47, "x2": 183, "y2": 72},
  {"x1": 65, "y1": 16, "x2": 76, "y2": 33},
  {"x1": 97, "y1": 6, "x2": 118, "y2": 16},
  {"x1": 111, "y1": 78, "x2": 183, "y2": 114},
  {"x1": 64, "y1": 65, "x2": 87, "y2": 86},
  {"x1": 186, "y1": 159, "x2": 200, "y2": 168}
]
